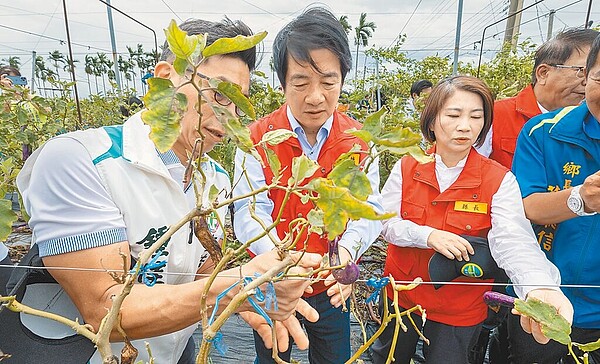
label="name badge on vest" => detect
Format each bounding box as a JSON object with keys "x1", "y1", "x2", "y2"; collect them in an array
[
  {"x1": 350, "y1": 153, "x2": 360, "y2": 165},
  {"x1": 454, "y1": 201, "x2": 488, "y2": 214}
]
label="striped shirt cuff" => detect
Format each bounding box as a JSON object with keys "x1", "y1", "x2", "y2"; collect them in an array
[{"x1": 38, "y1": 228, "x2": 128, "y2": 257}]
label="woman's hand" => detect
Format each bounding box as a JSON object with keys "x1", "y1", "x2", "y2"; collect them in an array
[{"x1": 426, "y1": 229, "x2": 474, "y2": 261}]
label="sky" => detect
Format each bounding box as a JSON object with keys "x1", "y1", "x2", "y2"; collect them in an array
[{"x1": 0, "y1": 0, "x2": 597, "y2": 96}]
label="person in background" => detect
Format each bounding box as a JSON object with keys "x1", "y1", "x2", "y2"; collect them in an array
[
  {"x1": 510, "y1": 32, "x2": 600, "y2": 364},
  {"x1": 13, "y1": 18, "x2": 320, "y2": 364},
  {"x1": 232, "y1": 7, "x2": 383, "y2": 363},
  {"x1": 477, "y1": 28, "x2": 598, "y2": 168},
  {"x1": 370, "y1": 76, "x2": 572, "y2": 364},
  {"x1": 409, "y1": 79, "x2": 433, "y2": 112},
  {"x1": 0, "y1": 65, "x2": 21, "y2": 88}
]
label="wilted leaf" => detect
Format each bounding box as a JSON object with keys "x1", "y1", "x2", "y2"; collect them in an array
[
  {"x1": 376, "y1": 126, "x2": 423, "y2": 148},
  {"x1": 260, "y1": 130, "x2": 297, "y2": 146},
  {"x1": 164, "y1": 20, "x2": 199, "y2": 60},
  {"x1": 208, "y1": 78, "x2": 256, "y2": 119},
  {"x1": 307, "y1": 209, "x2": 324, "y2": 235},
  {"x1": 308, "y1": 178, "x2": 395, "y2": 239},
  {"x1": 0, "y1": 199, "x2": 17, "y2": 242},
  {"x1": 211, "y1": 104, "x2": 263, "y2": 166},
  {"x1": 299, "y1": 193, "x2": 310, "y2": 204},
  {"x1": 202, "y1": 31, "x2": 268, "y2": 58},
  {"x1": 514, "y1": 297, "x2": 572, "y2": 345},
  {"x1": 574, "y1": 338, "x2": 600, "y2": 352},
  {"x1": 141, "y1": 77, "x2": 187, "y2": 152},
  {"x1": 329, "y1": 159, "x2": 372, "y2": 201},
  {"x1": 291, "y1": 155, "x2": 319, "y2": 184},
  {"x1": 264, "y1": 148, "x2": 281, "y2": 181},
  {"x1": 381, "y1": 145, "x2": 433, "y2": 164}
]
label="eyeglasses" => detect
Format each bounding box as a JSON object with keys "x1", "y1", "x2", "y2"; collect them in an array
[
  {"x1": 194, "y1": 72, "x2": 246, "y2": 117},
  {"x1": 548, "y1": 64, "x2": 586, "y2": 78}
]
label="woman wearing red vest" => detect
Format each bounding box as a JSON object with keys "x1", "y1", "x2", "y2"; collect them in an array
[{"x1": 370, "y1": 76, "x2": 572, "y2": 364}]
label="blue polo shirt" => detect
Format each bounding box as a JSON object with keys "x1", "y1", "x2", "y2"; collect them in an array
[{"x1": 513, "y1": 102, "x2": 600, "y2": 328}]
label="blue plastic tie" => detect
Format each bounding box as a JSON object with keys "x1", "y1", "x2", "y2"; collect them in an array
[
  {"x1": 366, "y1": 277, "x2": 390, "y2": 304},
  {"x1": 208, "y1": 281, "x2": 240, "y2": 325},
  {"x1": 244, "y1": 276, "x2": 273, "y2": 327},
  {"x1": 206, "y1": 331, "x2": 228, "y2": 355},
  {"x1": 131, "y1": 249, "x2": 168, "y2": 287}
]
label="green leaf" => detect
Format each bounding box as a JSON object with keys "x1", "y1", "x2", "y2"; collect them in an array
[
  {"x1": 264, "y1": 148, "x2": 281, "y2": 181},
  {"x1": 208, "y1": 184, "x2": 219, "y2": 203},
  {"x1": 141, "y1": 77, "x2": 188, "y2": 152},
  {"x1": 210, "y1": 104, "x2": 263, "y2": 166},
  {"x1": 308, "y1": 178, "x2": 395, "y2": 239},
  {"x1": 0, "y1": 199, "x2": 17, "y2": 242},
  {"x1": 260, "y1": 130, "x2": 297, "y2": 146},
  {"x1": 142, "y1": 77, "x2": 187, "y2": 153},
  {"x1": 514, "y1": 297, "x2": 572, "y2": 346},
  {"x1": 300, "y1": 193, "x2": 310, "y2": 204},
  {"x1": 574, "y1": 338, "x2": 600, "y2": 352},
  {"x1": 209, "y1": 79, "x2": 256, "y2": 119},
  {"x1": 362, "y1": 107, "x2": 387, "y2": 136},
  {"x1": 346, "y1": 129, "x2": 373, "y2": 143},
  {"x1": 380, "y1": 144, "x2": 433, "y2": 164},
  {"x1": 202, "y1": 31, "x2": 268, "y2": 59},
  {"x1": 291, "y1": 155, "x2": 319, "y2": 184},
  {"x1": 376, "y1": 126, "x2": 423, "y2": 148},
  {"x1": 329, "y1": 159, "x2": 372, "y2": 201},
  {"x1": 173, "y1": 57, "x2": 188, "y2": 76},
  {"x1": 164, "y1": 19, "x2": 199, "y2": 60}
]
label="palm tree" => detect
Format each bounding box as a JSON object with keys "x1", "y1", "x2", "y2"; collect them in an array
[
  {"x1": 84, "y1": 55, "x2": 95, "y2": 95},
  {"x1": 48, "y1": 50, "x2": 67, "y2": 80},
  {"x1": 96, "y1": 53, "x2": 110, "y2": 94},
  {"x1": 339, "y1": 15, "x2": 352, "y2": 36},
  {"x1": 34, "y1": 56, "x2": 48, "y2": 96},
  {"x1": 354, "y1": 13, "x2": 376, "y2": 80},
  {"x1": 1, "y1": 56, "x2": 21, "y2": 68}
]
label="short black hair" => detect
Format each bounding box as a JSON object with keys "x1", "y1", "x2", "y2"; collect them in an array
[
  {"x1": 0, "y1": 65, "x2": 21, "y2": 77},
  {"x1": 410, "y1": 79, "x2": 433, "y2": 97},
  {"x1": 586, "y1": 34, "x2": 600, "y2": 75},
  {"x1": 160, "y1": 17, "x2": 258, "y2": 71},
  {"x1": 273, "y1": 7, "x2": 352, "y2": 88},
  {"x1": 533, "y1": 28, "x2": 598, "y2": 84}
]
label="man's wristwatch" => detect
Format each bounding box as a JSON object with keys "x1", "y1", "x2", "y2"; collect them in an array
[{"x1": 567, "y1": 185, "x2": 597, "y2": 216}]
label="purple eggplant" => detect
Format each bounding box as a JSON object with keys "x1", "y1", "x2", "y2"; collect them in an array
[
  {"x1": 328, "y1": 238, "x2": 359, "y2": 285},
  {"x1": 483, "y1": 291, "x2": 516, "y2": 308}
]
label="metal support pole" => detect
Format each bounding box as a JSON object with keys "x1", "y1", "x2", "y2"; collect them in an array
[
  {"x1": 476, "y1": 0, "x2": 544, "y2": 77},
  {"x1": 585, "y1": 0, "x2": 593, "y2": 28},
  {"x1": 31, "y1": 51, "x2": 36, "y2": 93},
  {"x1": 98, "y1": 0, "x2": 159, "y2": 62},
  {"x1": 547, "y1": 10, "x2": 555, "y2": 41},
  {"x1": 105, "y1": 0, "x2": 122, "y2": 89},
  {"x1": 453, "y1": 0, "x2": 464, "y2": 75},
  {"x1": 61, "y1": 0, "x2": 82, "y2": 130}
]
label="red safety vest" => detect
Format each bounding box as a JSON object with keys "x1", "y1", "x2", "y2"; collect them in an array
[
  {"x1": 384, "y1": 148, "x2": 508, "y2": 326},
  {"x1": 490, "y1": 84, "x2": 541, "y2": 169},
  {"x1": 249, "y1": 104, "x2": 369, "y2": 295}
]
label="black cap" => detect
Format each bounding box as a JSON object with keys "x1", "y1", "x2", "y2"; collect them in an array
[{"x1": 428, "y1": 235, "x2": 507, "y2": 289}]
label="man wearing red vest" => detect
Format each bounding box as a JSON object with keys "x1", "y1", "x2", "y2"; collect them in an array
[
  {"x1": 233, "y1": 7, "x2": 383, "y2": 364},
  {"x1": 477, "y1": 28, "x2": 598, "y2": 169}
]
